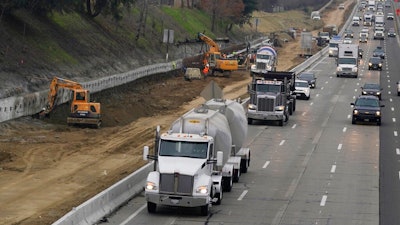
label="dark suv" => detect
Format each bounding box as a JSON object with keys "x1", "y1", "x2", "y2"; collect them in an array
[
  {"x1": 351, "y1": 95, "x2": 384, "y2": 125},
  {"x1": 361, "y1": 83, "x2": 382, "y2": 100},
  {"x1": 297, "y1": 72, "x2": 317, "y2": 88}
]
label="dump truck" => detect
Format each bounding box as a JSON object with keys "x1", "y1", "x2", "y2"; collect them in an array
[
  {"x1": 247, "y1": 71, "x2": 297, "y2": 126},
  {"x1": 250, "y1": 46, "x2": 278, "y2": 75},
  {"x1": 38, "y1": 77, "x2": 102, "y2": 128},
  {"x1": 198, "y1": 33, "x2": 238, "y2": 77},
  {"x1": 143, "y1": 98, "x2": 250, "y2": 216}
]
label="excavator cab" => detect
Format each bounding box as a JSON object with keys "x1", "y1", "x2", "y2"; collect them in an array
[{"x1": 68, "y1": 89, "x2": 101, "y2": 128}]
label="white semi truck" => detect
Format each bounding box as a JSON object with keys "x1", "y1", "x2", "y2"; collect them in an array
[
  {"x1": 143, "y1": 98, "x2": 250, "y2": 216},
  {"x1": 336, "y1": 43, "x2": 359, "y2": 78},
  {"x1": 250, "y1": 46, "x2": 278, "y2": 75}
]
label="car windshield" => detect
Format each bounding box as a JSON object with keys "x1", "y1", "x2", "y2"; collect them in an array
[
  {"x1": 298, "y1": 73, "x2": 314, "y2": 80},
  {"x1": 355, "y1": 98, "x2": 379, "y2": 107},
  {"x1": 370, "y1": 58, "x2": 381, "y2": 63},
  {"x1": 364, "y1": 83, "x2": 380, "y2": 89},
  {"x1": 295, "y1": 82, "x2": 309, "y2": 88}
]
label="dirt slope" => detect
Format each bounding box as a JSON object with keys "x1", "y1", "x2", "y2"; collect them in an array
[{"x1": 0, "y1": 3, "x2": 349, "y2": 225}]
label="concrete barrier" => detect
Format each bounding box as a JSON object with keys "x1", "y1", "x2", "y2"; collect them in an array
[{"x1": 52, "y1": 162, "x2": 154, "y2": 225}]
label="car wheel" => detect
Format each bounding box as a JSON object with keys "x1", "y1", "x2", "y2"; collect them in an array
[{"x1": 352, "y1": 117, "x2": 356, "y2": 124}]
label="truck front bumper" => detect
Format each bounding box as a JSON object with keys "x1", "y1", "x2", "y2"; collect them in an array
[
  {"x1": 247, "y1": 111, "x2": 284, "y2": 121},
  {"x1": 145, "y1": 192, "x2": 209, "y2": 208}
]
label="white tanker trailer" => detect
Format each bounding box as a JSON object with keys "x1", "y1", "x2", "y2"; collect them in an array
[{"x1": 143, "y1": 98, "x2": 251, "y2": 216}]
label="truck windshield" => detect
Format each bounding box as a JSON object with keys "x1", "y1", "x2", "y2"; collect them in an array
[
  {"x1": 256, "y1": 84, "x2": 281, "y2": 93},
  {"x1": 257, "y1": 54, "x2": 270, "y2": 59},
  {"x1": 338, "y1": 57, "x2": 356, "y2": 65},
  {"x1": 159, "y1": 140, "x2": 208, "y2": 159}
]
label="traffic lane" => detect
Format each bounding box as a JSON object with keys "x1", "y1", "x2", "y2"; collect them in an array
[{"x1": 379, "y1": 26, "x2": 400, "y2": 225}]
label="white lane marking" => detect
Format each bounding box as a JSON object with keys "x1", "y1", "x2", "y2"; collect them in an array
[
  {"x1": 279, "y1": 140, "x2": 285, "y2": 146},
  {"x1": 262, "y1": 161, "x2": 270, "y2": 169},
  {"x1": 388, "y1": 91, "x2": 391, "y2": 95},
  {"x1": 310, "y1": 102, "x2": 314, "y2": 106},
  {"x1": 330, "y1": 165, "x2": 336, "y2": 173},
  {"x1": 321, "y1": 87, "x2": 324, "y2": 90},
  {"x1": 356, "y1": 82, "x2": 360, "y2": 86},
  {"x1": 354, "y1": 89, "x2": 358, "y2": 92},
  {"x1": 388, "y1": 85, "x2": 391, "y2": 88},
  {"x1": 316, "y1": 94, "x2": 320, "y2": 97},
  {"x1": 399, "y1": 172, "x2": 400, "y2": 181},
  {"x1": 120, "y1": 204, "x2": 147, "y2": 225},
  {"x1": 343, "y1": 127, "x2": 347, "y2": 132},
  {"x1": 237, "y1": 190, "x2": 248, "y2": 201},
  {"x1": 338, "y1": 144, "x2": 342, "y2": 150},
  {"x1": 390, "y1": 98, "x2": 393, "y2": 102},
  {"x1": 395, "y1": 131, "x2": 398, "y2": 137},
  {"x1": 396, "y1": 148, "x2": 400, "y2": 155},
  {"x1": 292, "y1": 124, "x2": 297, "y2": 129},
  {"x1": 353, "y1": 95, "x2": 356, "y2": 99},
  {"x1": 392, "y1": 107, "x2": 395, "y2": 111},
  {"x1": 320, "y1": 195, "x2": 328, "y2": 206},
  {"x1": 302, "y1": 112, "x2": 306, "y2": 116},
  {"x1": 393, "y1": 118, "x2": 396, "y2": 123}
]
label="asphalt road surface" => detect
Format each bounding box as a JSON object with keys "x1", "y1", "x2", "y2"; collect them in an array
[{"x1": 98, "y1": 7, "x2": 400, "y2": 225}]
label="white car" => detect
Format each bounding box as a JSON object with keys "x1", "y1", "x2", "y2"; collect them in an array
[
  {"x1": 294, "y1": 79, "x2": 311, "y2": 100},
  {"x1": 343, "y1": 37, "x2": 352, "y2": 44}
]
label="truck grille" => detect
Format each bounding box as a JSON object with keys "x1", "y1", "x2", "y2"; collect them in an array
[
  {"x1": 257, "y1": 97, "x2": 274, "y2": 112},
  {"x1": 256, "y1": 62, "x2": 266, "y2": 70},
  {"x1": 159, "y1": 173, "x2": 193, "y2": 195}
]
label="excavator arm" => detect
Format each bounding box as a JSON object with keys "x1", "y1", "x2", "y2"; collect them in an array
[
  {"x1": 198, "y1": 33, "x2": 220, "y2": 53},
  {"x1": 42, "y1": 77, "x2": 84, "y2": 115}
]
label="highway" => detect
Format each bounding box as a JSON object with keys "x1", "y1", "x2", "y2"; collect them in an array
[{"x1": 98, "y1": 6, "x2": 399, "y2": 225}]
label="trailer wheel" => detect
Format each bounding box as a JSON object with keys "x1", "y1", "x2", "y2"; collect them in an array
[
  {"x1": 240, "y1": 158, "x2": 249, "y2": 173},
  {"x1": 147, "y1": 202, "x2": 157, "y2": 213},
  {"x1": 233, "y1": 168, "x2": 240, "y2": 182},
  {"x1": 200, "y1": 204, "x2": 209, "y2": 216}
]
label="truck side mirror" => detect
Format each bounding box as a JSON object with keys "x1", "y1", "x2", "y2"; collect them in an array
[
  {"x1": 143, "y1": 146, "x2": 149, "y2": 161},
  {"x1": 216, "y1": 151, "x2": 223, "y2": 166}
]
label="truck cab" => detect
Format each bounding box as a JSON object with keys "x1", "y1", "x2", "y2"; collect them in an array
[{"x1": 336, "y1": 44, "x2": 359, "y2": 78}]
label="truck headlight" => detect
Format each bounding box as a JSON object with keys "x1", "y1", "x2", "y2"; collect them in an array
[
  {"x1": 248, "y1": 104, "x2": 257, "y2": 110},
  {"x1": 377, "y1": 92, "x2": 381, "y2": 95},
  {"x1": 376, "y1": 111, "x2": 381, "y2": 116},
  {"x1": 337, "y1": 67, "x2": 342, "y2": 72},
  {"x1": 251, "y1": 65, "x2": 256, "y2": 70},
  {"x1": 275, "y1": 105, "x2": 285, "y2": 111},
  {"x1": 353, "y1": 109, "x2": 359, "y2": 115},
  {"x1": 362, "y1": 91, "x2": 367, "y2": 95},
  {"x1": 379, "y1": 63, "x2": 382, "y2": 67},
  {"x1": 368, "y1": 63, "x2": 372, "y2": 66},
  {"x1": 352, "y1": 67, "x2": 358, "y2": 72},
  {"x1": 146, "y1": 181, "x2": 158, "y2": 190},
  {"x1": 329, "y1": 50, "x2": 333, "y2": 54},
  {"x1": 196, "y1": 185, "x2": 208, "y2": 194}
]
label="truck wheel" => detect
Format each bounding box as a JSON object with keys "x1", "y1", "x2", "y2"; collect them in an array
[
  {"x1": 200, "y1": 204, "x2": 209, "y2": 216},
  {"x1": 352, "y1": 117, "x2": 356, "y2": 124},
  {"x1": 214, "y1": 190, "x2": 223, "y2": 205},
  {"x1": 247, "y1": 118, "x2": 253, "y2": 125},
  {"x1": 147, "y1": 202, "x2": 157, "y2": 213},
  {"x1": 293, "y1": 99, "x2": 296, "y2": 112},
  {"x1": 289, "y1": 103, "x2": 293, "y2": 115},
  {"x1": 223, "y1": 176, "x2": 233, "y2": 192},
  {"x1": 278, "y1": 119, "x2": 284, "y2": 126}
]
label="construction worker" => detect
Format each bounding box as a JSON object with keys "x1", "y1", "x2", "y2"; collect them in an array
[{"x1": 202, "y1": 63, "x2": 209, "y2": 79}]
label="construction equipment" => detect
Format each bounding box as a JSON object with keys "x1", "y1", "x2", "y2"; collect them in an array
[
  {"x1": 198, "y1": 33, "x2": 238, "y2": 77},
  {"x1": 39, "y1": 77, "x2": 102, "y2": 128}
]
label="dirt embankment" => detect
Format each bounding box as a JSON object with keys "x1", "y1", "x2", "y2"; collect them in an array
[{"x1": 0, "y1": 2, "x2": 350, "y2": 224}]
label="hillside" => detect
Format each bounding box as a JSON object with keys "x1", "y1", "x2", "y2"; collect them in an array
[{"x1": 0, "y1": 1, "x2": 352, "y2": 224}]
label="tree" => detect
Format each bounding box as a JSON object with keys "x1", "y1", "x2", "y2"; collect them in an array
[{"x1": 199, "y1": 0, "x2": 244, "y2": 32}]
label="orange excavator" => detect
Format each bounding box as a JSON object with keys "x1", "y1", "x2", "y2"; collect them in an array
[
  {"x1": 39, "y1": 77, "x2": 102, "y2": 128},
  {"x1": 198, "y1": 33, "x2": 238, "y2": 77}
]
